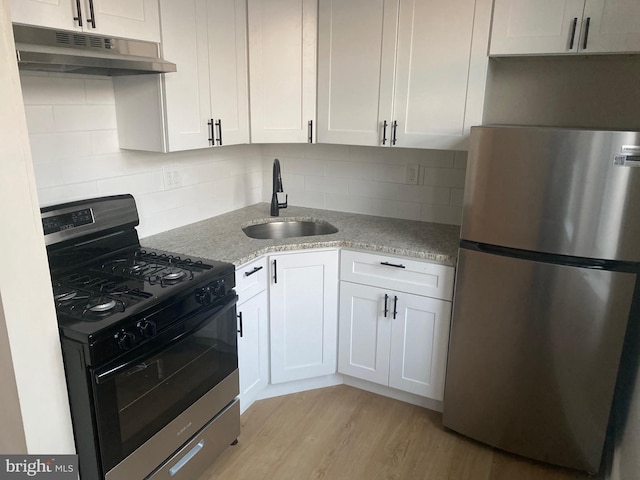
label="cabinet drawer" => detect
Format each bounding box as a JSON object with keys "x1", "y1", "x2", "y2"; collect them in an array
[
  {"x1": 340, "y1": 250, "x2": 454, "y2": 301},
  {"x1": 236, "y1": 257, "x2": 268, "y2": 302}
]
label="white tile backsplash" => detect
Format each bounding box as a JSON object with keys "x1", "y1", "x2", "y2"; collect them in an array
[
  {"x1": 21, "y1": 72, "x2": 467, "y2": 236},
  {"x1": 22, "y1": 72, "x2": 264, "y2": 238},
  {"x1": 263, "y1": 144, "x2": 467, "y2": 225}
]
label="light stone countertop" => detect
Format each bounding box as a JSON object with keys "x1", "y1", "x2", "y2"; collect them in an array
[{"x1": 141, "y1": 203, "x2": 461, "y2": 267}]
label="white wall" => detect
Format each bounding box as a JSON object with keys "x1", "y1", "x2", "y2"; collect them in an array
[
  {"x1": 0, "y1": 0, "x2": 74, "y2": 454},
  {"x1": 21, "y1": 72, "x2": 264, "y2": 238},
  {"x1": 261, "y1": 144, "x2": 467, "y2": 225}
]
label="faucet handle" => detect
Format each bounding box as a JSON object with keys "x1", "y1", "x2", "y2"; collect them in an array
[{"x1": 277, "y1": 193, "x2": 288, "y2": 209}]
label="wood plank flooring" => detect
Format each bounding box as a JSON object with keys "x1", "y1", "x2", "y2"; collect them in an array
[{"x1": 199, "y1": 385, "x2": 601, "y2": 480}]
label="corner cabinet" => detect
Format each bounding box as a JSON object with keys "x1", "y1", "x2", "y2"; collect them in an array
[
  {"x1": 10, "y1": 0, "x2": 160, "y2": 42},
  {"x1": 236, "y1": 257, "x2": 269, "y2": 414},
  {"x1": 269, "y1": 249, "x2": 339, "y2": 384},
  {"x1": 114, "y1": 0, "x2": 249, "y2": 152},
  {"x1": 247, "y1": 0, "x2": 317, "y2": 144},
  {"x1": 316, "y1": 0, "x2": 492, "y2": 150},
  {"x1": 338, "y1": 250, "x2": 454, "y2": 400},
  {"x1": 490, "y1": 0, "x2": 640, "y2": 55}
]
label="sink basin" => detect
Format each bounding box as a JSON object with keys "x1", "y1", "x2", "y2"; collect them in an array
[{"x1": 242, "y1": 219, "x2": 338, "y2": 239}]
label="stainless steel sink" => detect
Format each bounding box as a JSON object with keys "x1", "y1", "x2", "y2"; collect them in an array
[{"x1": 242, "y1": 219, "x2": 338, "y2": 239}]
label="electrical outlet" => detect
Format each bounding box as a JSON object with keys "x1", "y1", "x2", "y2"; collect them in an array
[
  {"x1": 163, "y1": 168, "x2": 181, "y2": 189},
  {"x1": 406, "y1": 164, "x2": 419, "y2": 185}
]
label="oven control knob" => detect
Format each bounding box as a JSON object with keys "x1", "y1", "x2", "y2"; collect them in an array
[
  {"x1": 195, "y1": 286, "x2": 214, "y2": 305},
  {"x1": 115, "y1": 331, "x2": 136, "y2": 350},
  {"x1": 137, "y1": 320, "x2": 157, "y2": 338},
  {"x1": 213, "y1": 280, "x2": 226, "y2": 297}
]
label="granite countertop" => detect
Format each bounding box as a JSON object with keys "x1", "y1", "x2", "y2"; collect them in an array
[{"x1": 141, "y1": 203, "x2": 461, "y2": 267}]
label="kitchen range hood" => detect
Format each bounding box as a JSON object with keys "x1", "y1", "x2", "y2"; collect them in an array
[{"x1": 13, "y1": 24, "x2": 176, "y2": 76}]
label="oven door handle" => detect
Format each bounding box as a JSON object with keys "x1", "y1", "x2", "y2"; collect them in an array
[{"x1": 94, "y1": 295, "x2": 238, "y2": 384}]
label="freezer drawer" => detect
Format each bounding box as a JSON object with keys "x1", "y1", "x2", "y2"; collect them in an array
[{"x1": 443, "y1": 248, "x2": 636, "y2": 473}]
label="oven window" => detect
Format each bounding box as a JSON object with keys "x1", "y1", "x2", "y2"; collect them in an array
[{"x1": 93, "y1": 303, "x2": 238, "y2": 472}]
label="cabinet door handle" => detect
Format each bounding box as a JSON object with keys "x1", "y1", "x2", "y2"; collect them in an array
[
  {"x1": 568, "y1": 17, "x2": 578, "y2": 50},
  {"x1": 380, "y1": 261, "x2": 406, "y2": 269},
  {"x1": 215, "y1": 119, "x2": 223, "y2": 145},
  {"x1": 207, "y1": 119, "x2": 215, "y2": 145},
  {"x1": 73, "y1": 0, "x2": 83, "y2": 26},
  {"x1": 582, "y1": 17, "x2": 591, "y2": 50},
  {"x1": 392, "y1": 120, "x2": 398, "y2": 145},
  {"x1": 382, "y1": 120, "x2": 388, "y2": 145},
  {"x1": 273, "y1": 259, "x2": 278, "y2": 284},
  {"x1": 392, "y1": 295, "x2": 398, "y2": 320},
  {"x1": 87, "y1": 0, "x2": 96, "y2": 28},
  {"x1": 384, "y1": 294, "x2": 389, "y2": 318},
  {"x1": 244, "y1": 266, "x2": 263, "y2": 277},
  {"x1": 237, "y1": 312, "x2": 244, "y2": 337},
  {"x1": 308, "y1": 120, "x2": 313, "y2": 143}
]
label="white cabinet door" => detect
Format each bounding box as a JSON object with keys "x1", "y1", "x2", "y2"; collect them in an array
[
  {"x1": 11, "y1": 0, "x2": 160, "y2": 42},
  {"x1": 269, "y1": 250, "x2": 339, "y2": 384},
  {"x1": 316, "y1": 0, "x2": 397, "y2": 146},
  {"x1": 206, "y1": 0, "x2": 250, "y2": 146},
  {"x1": 388, "y1": 292, "x2": 451, "y2": 400},
  {"x1": 393, "y1": 0, "x2": 479, "y2": 149},
  {"x1": 84, "y1": 0, "x2": 160, "y2": 42},
  {"x1": 237, "y1": 290, "x2": 269, "y2": 414},
  {"x1": 10, "y1": 0, "x2": 81, "y2": 31},
  {"x1": 248, "y1": 0, "x2": 317, "y2": 143},
  {"x1": 581, "y1": 0, "x2": 640, "y2": 53},
  {"x1": 338, "y1": 282, "x2": 392, "y2": 386},
  {"x1": 490, "y1": 0, "x2": 586, "y2": 55},
  {"x1": 159, "y1": 0, "x2": 212, "y2": 151}
]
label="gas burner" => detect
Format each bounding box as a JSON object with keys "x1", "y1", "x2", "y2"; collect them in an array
[
  {"x1": 163, "y1": 270, "x2": 185, "y2": 281},
  {"x1": 88, "y1": 298, "x2": 117, "y2": 313}
]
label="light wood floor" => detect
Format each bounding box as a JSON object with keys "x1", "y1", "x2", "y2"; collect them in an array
[{"x1": 199, "y1": 385, "x2": 601, "y2": 480}]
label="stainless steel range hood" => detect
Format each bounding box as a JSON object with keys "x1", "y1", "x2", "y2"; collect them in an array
[{"x1": 13, "y1": 24, "x2": 176, "y2": 76}]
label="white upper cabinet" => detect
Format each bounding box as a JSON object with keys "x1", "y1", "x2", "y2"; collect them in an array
[
  {"x1": 317, "y1": 0, "x2": 492, "y2": 150},
  {"x1": 316, "y1": 0, "x2": 397, "y2": 147},
  {"x1": 490, "y1": 0, "x2": 640, "y2": 55},
  {"x1": 581, "y1": 0, "x2": 640, "y2": 53},
  {"x1": 248, "y1": 0, "x2": 317, "y2": 144},
  {"x1": 10, "y1": 0, "x2": 160, "y2": 42},
  {"x1": 114, "y1": 0, "x2": 249, "y2": 152}
]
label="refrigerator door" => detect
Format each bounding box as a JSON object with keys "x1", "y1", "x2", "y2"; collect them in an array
[
  {"x1": 462, "y1": 126, "x2": 640, "y2": 262},
  {"x1": 443, "y1": 248, "x2": 636, "y2": 473}
]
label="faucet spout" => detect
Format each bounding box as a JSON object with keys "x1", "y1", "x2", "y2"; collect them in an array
[{"x1": 271, "y1": 159, "x2": 288, "y2": 216}]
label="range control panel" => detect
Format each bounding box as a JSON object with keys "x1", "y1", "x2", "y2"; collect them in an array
[{"x1": 42, "y1": 208, "x2": 94, "y2": 235}]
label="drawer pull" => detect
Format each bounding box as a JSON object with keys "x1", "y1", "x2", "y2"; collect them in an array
[
  {"x1": 380, "y1": 261, "x2": 406, "y2": 269},
  {"x1": 244, "y1": 266, "x2": 263, "y2": 277},
  {"x1": 384, "y1": 294, "x2": 389, "y2": 318},
  {"x1": 169, "y1": 440, "x2": 204, "y2": 476}
]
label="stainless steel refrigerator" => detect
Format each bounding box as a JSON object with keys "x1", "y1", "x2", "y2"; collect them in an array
[{"x1": 443, "y1": 126, "x2": 640, "y2": 473}]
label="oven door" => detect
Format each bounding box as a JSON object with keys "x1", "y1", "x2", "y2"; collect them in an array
[{"x1": 92, "y1": 295, "x2": 238, "y2": 475}]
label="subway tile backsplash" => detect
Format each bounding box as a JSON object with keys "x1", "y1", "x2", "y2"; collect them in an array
[
  {"x1": 262, "y1": 144, "x2": 466, "y2": 225},
  {"x1": 21, "y1": 73, "x2": 466, "y2": 239}
]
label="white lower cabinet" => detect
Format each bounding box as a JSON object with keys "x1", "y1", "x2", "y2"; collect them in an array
[
  {"x1": 236, "y1": 258, "x2": 269, "y2": 413},
  {"x1": 237, "y1": 289, "x2": 269, "y2": 413},
  {"x1": 338, "y1": 250, "x2": 454, "y2": 401},
  {"x1": 269, "y1": 250, "x2": 339, "y2": 384}
]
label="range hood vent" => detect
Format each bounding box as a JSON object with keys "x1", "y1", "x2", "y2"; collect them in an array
[{"x1": 13, "y1": 24, "x2": 177, "y2": 76}]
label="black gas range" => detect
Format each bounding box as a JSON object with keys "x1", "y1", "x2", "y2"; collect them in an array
[{"x1": 43, "y1": 195, "x2": 240, "y2": 480}]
